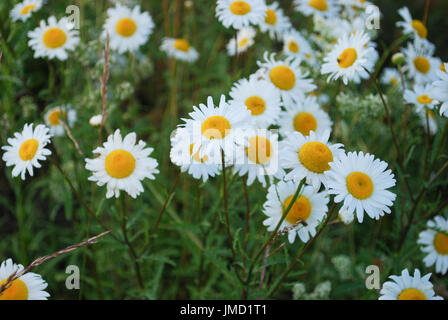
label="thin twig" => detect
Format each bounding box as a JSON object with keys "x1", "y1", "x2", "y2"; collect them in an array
[
  {"x1": 61, "y1": 120, "x2": 85, "y2": 157},
  {"x1": 99, "y1": 33, "x2": 110, "y2": 145}
]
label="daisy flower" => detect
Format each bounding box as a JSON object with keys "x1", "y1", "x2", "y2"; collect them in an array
[
  {"x1": 326, "y1": 151, "x2": 396, "y2": 223},
  {"x1": 170, "y1": 128, "x2": 221, "y2": 182},
  {"x1": 160, "y1": 38, "x2": 199, "y2": 62},
  {"x1": 256, "y1": 52, "x2": 316, "y2": 105},
  {"x1": 293, "y1": 0, "x2": 340, "y2": 19},
  {"x1": 404, "y1": 84, "x2": 438, "y2": 112},
  {"x1": 228, "y1": 77, "x2": 281, "y2": 128},
  {"x1": 379, "y1": 269, "x2": 443, "y2": 300},
  {"x1": 278, "y1": 96, "x2": 332, "y2": 138},
  {"x1": 258, "y1": 2, "x2": 292, "y2": 40},
  {"x1": 10, "y1": 0, "x2": 42, "y2": 22},
  {"x1": 44, "y1": 105, "x2": 77, "y2": 137},
  {"x1": 226, "y1": 27, "x2": 256, "y2": 56},
  {"x1": 380, "y1": 68, "x2": 401, "y2": 87},
  {"x1": 418, "y1": 108, "x2": 438, "y2": 136},
  {"x1": 85, "y1": 129, "x2": 159, "y2": 199},
  {"x1": 280, "y1": 130, "x2": 344, "y2": 190},
  {"x1": 431, "y1": 62, "x2": 448, "y2": 117},
  {"x1": 282, "y1": 29, "x2": 314, "y2": 63},
  {"x1": 402, "y1": 38, "x2": 441, "y2": 84},
  {"x1": 103, "y1": 4, "x2": 154, "y2": 54},
  {"x1": 28, "y1": 16, "x2": 79, "y2": 60},
  {"x1": 216, "y1": 0, "x2": 267, "y2": 30},
  {"x1": 233, "y1": 129, "x2": 284, "y2": 187},
  {"x1": 321, "y1": 31, "x2": 375, "y2": 85},
  {"x1": 263, "y1": 180, "x2": 329, "y2": 243},
  {"x1": 0, "y1": 259, "x2": 49, "y2": 300},
  {"x1": 418, "y1": 216, "x2": 448, "y2": 275},
  {"x1": 2, "y1": 124, "x2": 52, "y2": 180},
  {"x1": 181, "y1": 95, "x2": 252, "y2": 163},
  {"x1": 397, "y1": 6, "x2": 428, "y2": 39}
]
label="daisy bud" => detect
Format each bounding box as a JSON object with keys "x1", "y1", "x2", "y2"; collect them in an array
[
  {"x1": 391, "y1": 52, "x2": 406, "y2": 66},
  {"x1": 89, "y1": 114, "x2": 103, "y2": 127}
]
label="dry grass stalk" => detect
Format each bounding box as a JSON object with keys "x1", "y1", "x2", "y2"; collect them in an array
[{"x1": 99, "y1": 33, "x2": 110, "y2": 145}]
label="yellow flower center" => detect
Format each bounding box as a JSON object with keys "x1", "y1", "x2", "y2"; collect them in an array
[
  {"x1": 246, "y1": 136, "x2": 272, "y2": 164},
  {"x1": 48, "y1": 109, "x2": 65, "y2": 126},
  {"x1": 190, "y1": 144, "x2": 208, "y2": 163},
  {"x1": 174, "y1": 39, "x2": 190, "y2": 52},
  {"x1": 265, "y1": 8, "x2": 277, "y2": 25},
  {"x1": 298, "y1": 141, "x2": 333, "y2": 173},
  {"x1": 270, "y1": 66, "x2": 296, "y2": 91},
  {"x1": 414, "y1": 56, "x2": 430, "y2": 74},
  {"x1": 238, "y1": 37, "x2": 248, "y2": 48},
  {"x1": 230, "y1": 1, "x2": 251, "y2": 15},
  {"x1": 309, "y1": 0, "x2": 328, "y2": 11},
  {"x1": 19, "y1": 139, "x2": 39, "y2": 161},
  {"x1": 398, "y1": 288, "x2": 427, "y2": 300},
  {"x1": 43, "y1": 28, "x2": 67, "y2": 49},
  {"x1": 288, "y1": 41, "x2": 299, "y2": 53},
  {"x1": 244, "y1": 96, "x2": 266, "y2": 115},
  {"x1": 201, "y1": 116, "x2": 231, "y2": 140},
  {"x1": 440, "y1": 63, "x2": 446, "y2": 73},
  {"x1": 434, "y1": 232, "x2": 448, "y2": 255},
  {"x1": 417, "y1": 94, "x2": 433, "y2": 105},
  {"x1": 115, "y1": 18, "x2": 137, "y2": 37},
  {"x1": 105, "y1": 149, "x2": 136, "y2": 179},
  {"x1": 411, "y1": 20, "x2": 428, "y2": 38},
  {"x1": 346, "y1": 172, "x2": 374, "y2": 200},
  {"x1": 20, "y1": 4, "x2": 36, "y2": 15},
  {"x1": 338, "y1": 48, "x2": 357, "y2": 68},
  {"x1": 390, "y1": 78, "x2": 399, "y2": 86},
  {"x1": 0, "y1": 278, "x2": 28, "y2": 300},
  {"x1": 293, "y1": 112, "x2": 317, "y2": 136},
  {"x1": 284, "y1": 195, "x2": 312, "y2": 224}
]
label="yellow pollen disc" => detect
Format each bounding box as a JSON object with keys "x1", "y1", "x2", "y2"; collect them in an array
[
  {"x1": 19, "y1": 139, "x2": 39, "y2": 161},
  {"x1": 417, "y1": 94, "x2": 433, "y2": 105},
  {"x1": 190, "y1": 144, "x2": 208, "y2": 163},
  {"x1": 20, "y1": 4, "x2": 36, "y2": 15},
  {"x1": 434, "y1": 232, "x2": 448, "y2": 255},
  {"x1": 337, "y1": 48, "x2": 357, "y2": 68},
  {"x1": 174, "y1": 39, "x2": 190, "y2": 52},
  {"x1": 298, "y1": 141, "x2": 333, "y2": 173},
  {"x1": 284, "y1": 195, "x2": 312, "y2": 224},
  {"x1": 411, "y1": 20, "x2": 428, "y2": 38},
  {"x1": 0, "y1": 278, "x2": 28, "y2": 300},
  {"x1": 230, "y1": 1, "x2": 251, "y2": 15},
  {"x1": 265, "y1": 9, "x2": 277, "y2": 25},
  {"x1": 43, "y1": 28, "x2": 67, "y2": 49},
  {"x1": 398, "y1": 288, "x2": 427, "y2": 300},
  {"x1": 115, "y1": 18, "x2": 137, "y2": 37},
  {"x1": 270, "y1": 66, "x2": 296, "y2": 91},
  {"x1": 309, "y1": 0, "x2": 328, "y2": 11},
  {"x1": 201, "y1": 116, "x2": 231, "y2": 140},
  {"x1": 105, "y1": 149, "x2": 136, "y2": 179},
  {"x1": 414, "y1": 56, "x2": 430, "y2": 74},
  {"x1": 346, "y1": 172, "x2": 374, "y2": 200},
  {"x1": 244, "y1": 96, "x2": 266, "y2": 115},
  {"x1": 390, "y1": 78, "x2": 399, "y2": 85},
  {"x1": 246, "y1": 136, "x2": 272, "y2": 164},
  {"x1": 288, "y1": 41, "x2": 299, "y2": 53},
  {"x1": 440, "y1": 63, "x2": 446, "y2": 73},
  {"x1": 238, "y1": 37, "x2": 248, "y2": 48},
  {"x1": 293, "y1": 112, "x2": 317, "y2": 136},
  {"x1": 48, "y1": 109, "x2": 64, "y2": 126}
]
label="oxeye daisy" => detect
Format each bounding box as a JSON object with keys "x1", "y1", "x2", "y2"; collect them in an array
[
  {"x1": 160, "y1": 38, "x2": 199, "y2": 62},
  {"x1": 10, "y1": 0, "x2": 42, "y2": 22},
  {"x1": 379, "y1": 269, "x2": 443, "y2": 300},
  {"x1": 326, "y1": 151, "x2": 396, "y2": 223},
  {"x1": 256, "y1": 52, "x2": 316, "y2": 105},
  {"x1": 2, "y1": 124, "x2": 52, "y2": 180},
  {"x1": 397, "y1": 6, "x2": 428, "y2": 39},
  {"x1": 0, "y1": 259, "x2": 49, "y2": 300},
  {"x1": 228, "y1": 77, "x2": 281, "y2": 128},
  {"x1": 380, "y1": 68, "x2": 401, "y2": 87},
  {"x1": 262, "y1": 180, "x2": 329, "y2": 243},
  {"x1": 278, "y1": 96, "x2": 332, "y2": 138},
  {"x1": 28, "y1": 16, "x2": 79, "y2": 60},
  {"x1": 233, "y1": 129, "x2": 284, "y2": 187},
  {"x1": 293, "y1": 0, "x2": 340, "y2": 19},
  {"x1": 321, "y1": 31, "x2": 375, "y2": 85},
  {"x1": 226, "y1": 26, "x2": 256, "y2": 56},
  {"x1": 85, "y1": 129, "x2": 159, "y2": 199},
  {"x1": 170, "y1": 128, "x2": 221, "y2": 182},
  {"x1": 181, "y1": 95, "x2": 252, "y2": 163},
  {"x1": 280, "y1": 130, "x2": 344, "y2": 190},
  {"x1": 258, "y1": 2, "x2": 292, "y2": 40},
  {"x1": 404, "y1": 84, "x2": 438, "y2": 112},
  {"x1": 431, "y1": 62, "x2": 448, "y2": 117},
  {"x1": 402, "y1": 38, "x2": 440, "y2": 84},
  {"x1": 103, "y1": 4, "x2": 154, "y2": 54},
  {"x1": 418, "y1": 216, "x2": 448, "y2": 275},
  {"x1": 282, "y1": 29, "x2": 314, "y2": 63},
  {"x1": 44, "y1": 105, "x2": 77, "y2": 137},
  {"x1": 216, "y1": 0, "x2": 267, "y2": 30},
  {"x1": 418, "y1": 108, "x2": 438, "y2": 135}
]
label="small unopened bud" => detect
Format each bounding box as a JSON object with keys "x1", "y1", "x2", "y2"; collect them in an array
[
  {"x1": 391, "y1": 52, "x2": 405, "y2": 66},
  {"x1": 89, "y1": 114, "x2": 103, "y2": 127},
  {"x1": 338, "y1": 209, "x2": 354, "y2": 225}
]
